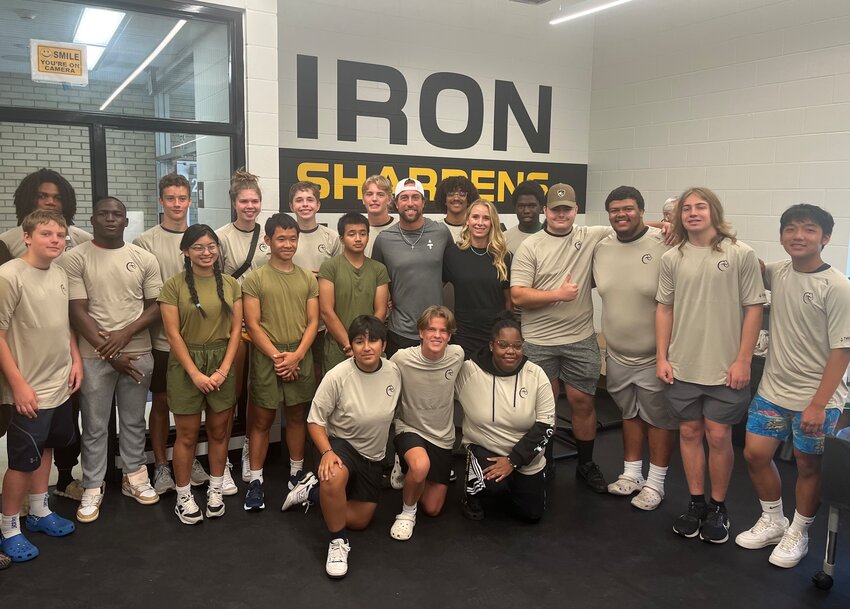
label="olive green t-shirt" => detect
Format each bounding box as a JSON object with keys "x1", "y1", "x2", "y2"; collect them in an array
[
  {"x1": 759, "y1": 261, "x2": 850, "y2": 411},
  {"x1": 318, "y1": 254, "x2": 389, "y2": 332},
  {"x1": 593, "y1": 227, "x2": 669, "y2": 366},
  {"x1": 656, "y1": 239, "x2": 766, "y2": 386},
  {"x1": 158, "y1": 272, "x2": 241, "y2": 345},
  {"x1": 241, "y1": 263, "x2": 319, "y2": 345},
  {"x1": 0, "y1": 259, "x2": 72, "y2": 409}
]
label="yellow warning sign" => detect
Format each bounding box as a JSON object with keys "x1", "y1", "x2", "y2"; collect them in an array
[{"x1": 30, "y1": 39, "x2": 88, "y2": 86}]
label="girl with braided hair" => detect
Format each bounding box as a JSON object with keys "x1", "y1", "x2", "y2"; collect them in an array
[{"x1": 158, "y1": 224, "x2": 243, "y2": 524}]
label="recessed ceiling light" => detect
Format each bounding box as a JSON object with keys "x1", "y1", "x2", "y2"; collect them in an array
[{"x1": 550, "y1": 0, "x2": 635, "y2": 25}]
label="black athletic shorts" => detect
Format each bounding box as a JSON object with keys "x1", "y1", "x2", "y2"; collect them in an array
[
  {"x1": 466, "y1": 444, "x2": 546, "y2": 523},
  {"x1": 6, "y1": 399, "x2": 76, "y2": 472},
  {"x1": 329, "y1": 437, "x2": 382, "y2": 503},
  {"x1": 395, "y1": 431, "x2": 452, "y2": 485},
  {"x1": 150, "y1": 348, "x2": 169, "y2": 394}
]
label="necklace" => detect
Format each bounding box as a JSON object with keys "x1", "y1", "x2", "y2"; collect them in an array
[
  {"x1": 398, "y1": 224, "x2": 426, "y2": 249},
  {"x1": 470, "y1": 245, "x2": 489, "y2": 257}
]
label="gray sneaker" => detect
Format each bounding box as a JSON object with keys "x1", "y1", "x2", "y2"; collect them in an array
[
  {"x1": 190, "y1": 459, "x2": 210, "y2": 487},
  {"x1": 153, "y1": 464, "x2": 176, "y2": 495}
]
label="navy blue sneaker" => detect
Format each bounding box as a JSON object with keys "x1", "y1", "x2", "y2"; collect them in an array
[
  {"x1": 243, "y1": 480, "x2": 265, "y2": 512},
  {"x1": 288, "y1": 470, "x2": 303, "y2": 491}
]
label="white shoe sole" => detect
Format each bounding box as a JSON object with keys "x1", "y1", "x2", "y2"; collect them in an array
[
  {"x1": 206, "y1": 506, "x2": 226, "y2": 519},
  {"x1": 735, "y1": 534, "x2": 785, "y2": 549},
  {"x1": 122, "y1": 488, "x2": 160, "y2": 505},
  {"x1": 176, "y1": 510, "x2": 203, "y2": 525}
]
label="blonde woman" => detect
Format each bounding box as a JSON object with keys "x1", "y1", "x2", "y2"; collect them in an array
[{"x1": 443, "y1": 199, "x2": 512, "y2": 357}]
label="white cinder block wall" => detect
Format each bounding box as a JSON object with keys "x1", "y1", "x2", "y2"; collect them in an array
[{"x1": 587, "y1": 0, "x2": 850, "y2": 273}]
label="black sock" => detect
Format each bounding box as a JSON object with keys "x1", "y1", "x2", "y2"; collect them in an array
[
  {"x1": 57, "y1": 469, "x2": 74, "y2": 490},
  {"x1": 710, "y1": 498, "x2": 726, "y2": 511},
  {"x1": 691, "y1": 494, "x2": 706, "y2": 505},
  {"x1": 576, "y1": 439, "x2": 595, "y2": 465},
  {"x1": 329, "y1": 528, "x2": 348, "y2": 543}
]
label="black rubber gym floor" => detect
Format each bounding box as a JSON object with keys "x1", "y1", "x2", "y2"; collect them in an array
[{"x1": 2, "y1": 394, "x2": 849, "y2": 609}]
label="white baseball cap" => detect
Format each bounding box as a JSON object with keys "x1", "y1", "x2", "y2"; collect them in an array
[{"x1": 394, "y1": 177, "x2": 425, "y2": 197}]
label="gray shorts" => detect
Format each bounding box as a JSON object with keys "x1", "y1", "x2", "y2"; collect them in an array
[
  {"x1": 606, "y1": 358, "x2": 677, "y2": 430},
  {"x1": 665, "y1": 379, "x2": 749, "y2": 425},
  {"x1": 524, "y1": 334, "x2": 601, "y2": 396}
]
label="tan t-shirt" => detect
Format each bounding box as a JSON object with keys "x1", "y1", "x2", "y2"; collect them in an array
[
  {"x1": 511, "y1": 225, "x2": 612, "y2": 346},
  {"x1": 292, "y1": 224, "x2": 342, "y2": 274},
  {"x1": 158, "y1": 272, "x2": 242, "y2": 345},
  {"x1": 656, "y1": 239, "x2": 766, "y2": 386},
  {"x1": 455, "y1": 358, "x2": 556, "y2": 476},
  {"x1": 133, "y1": 225, "x2": 186, "y2": 351},
  {"x1": 60, "y1": 241, "x2": 162, "y2": 358},
  {"x1": 593, "y1": 227, "x2": 669, "y2": 366},
  {"x1": 364, "y1": 217, "x2": 396, "y2": 258},
  {"x1": 241, "y1": 263, "x2": 319, "y2": 345},
  {"x1": 443, "y1": 220, "x2": 464, "y2": 243},
  {"x1": 216, "y1": 223, "x2": 270, "y2": 280},
  {"x1": 0, "y1": 224, "x2": 93, "y2": 258},
  {"x1": 0, "y1": 259, "x2": 72, "y2": 409},
  {"x1": 759, "y1": 261, "x2": 850, "y2": 411},
  {"x1": 307, "y1": 357, "x2": 401, "y2": 461},
  {"x1": 391, "y1": 344, "x2": 465, "y2": 449},
  {"x1": 504, "y1": 226, "x2": 539, "y2": 256}
]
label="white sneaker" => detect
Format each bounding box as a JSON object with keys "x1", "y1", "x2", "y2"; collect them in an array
[
  {"x1": 390, "y1": 454, "x2": 405, "y2": 490},
  {"x1": 769, "y1": 528, "x2": 808, "y2": 568},
  {"x1": 76, "y1": 484, "x2": 105, "y2": 523},
  {"x1": 221, "y1": 461, "x2": 238, "y2": 496},
  {"x1": 282, "y1": 472, "x2": 318, "y2": 512},
  {"x1": 735, "y1": 514, "x2": 789, "y2": 549},
  {"x1": 206, "y1": 486, "x2": 225, "y2": 519},
  {"x1": 175, "y1": 492, "x2": 204, "y2": 525},
  {"x1": 122, "y1": 468, "x2": 159, "y2": 505},
  {"x1": 325, "y1": 538, "x2": 350, "y2": 578},
  {"x1": 241, "y1": 439, "x2": 251, "y2": 483},
  {"x1": 190, "y1": 459, "x2": 210, "y2": 486}
]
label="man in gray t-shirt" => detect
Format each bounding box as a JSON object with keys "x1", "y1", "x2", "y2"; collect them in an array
[{"x1": 371, "y1": 178, "x2": 452, "y2": 357}]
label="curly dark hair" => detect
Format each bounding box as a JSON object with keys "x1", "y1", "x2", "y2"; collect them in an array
[
  {"x1": 13, "y1": 168, "x2": 78, "y2": 225},
  {"x1": 434, "y1": 176, "x2": 479, "y2": 212}
]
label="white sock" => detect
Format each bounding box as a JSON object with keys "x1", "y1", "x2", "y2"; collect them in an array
[
  {"x1": 789, "y1": 510, "x2": 815, "y2": 535},
  {"x1": 402, "y1": 502, "x2": 417, "y2": 517},
  {"x1": 209, "y1": 475, "x2": 224, "y2": 490},
  {"x1": 176, "y1": 484, "x2": 191, "y2": 497},
  {"x1": 1, "y1": 513, "x2": 22, "y2": 538},
  {"x1": 250, "y1": 468, "x2": 264, "y2": 483},
  {"x1": 29, "y1": 492, "x2": 51, "y2": 518},
  {"x1": 290, "y1": 459, "x2": 304, "y2": 477},
  {"x1": 623, "y1": 460, "x2": 643, "y2": 482},
  {"x1": 759, "y1": 498, "x2": 784, "y2": 523},
  {"x1": 646, "y1": 463, "x2": 668, "y2": 494}
]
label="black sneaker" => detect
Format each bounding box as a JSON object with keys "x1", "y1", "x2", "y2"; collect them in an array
[
  {"x1": 243, "y1": 479, "x2": 265, "y2": 512},
  {"x1": 575, "y1": 461, "x2": 607, "y2": 493},
  {"x1": 699, "y1": 505, "x2": 730, "y2": 544},
  {"x1": 673, "y1": 501, "x2": 708, "y2": 538},
  {"x1": 462, "y1": 493, "x2": 484, "y2": 521}
]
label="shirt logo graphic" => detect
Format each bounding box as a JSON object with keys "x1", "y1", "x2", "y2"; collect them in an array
[
  {"x1": 716, "y1": 260, "x2": 729, "y2": 271},
  {"x1": 60, "y1": 282, "x2": 67, "y2": 295},
  {"x1": 641, "y1": 254, "x2": 652, "y2": 264},
  {"x1": 427, "y1": 240, "x2": 434, "y2": 250},
  {"x1": 259, "y1": 243, "x2": 270, "y2": 253},
  {"x1": 574, "y1": 240, "x2": 582, "y2": 251},
  {"x1": 126, "y1": 261, "x2": 138, "y2": 272},
  {"x1": 803, "y1": 291, "x2": 815, "y2": 304},
  {"x1": 519, "y1": 387, "x2": 528, "y2": 398},
  {"x1": 386, "y1": 385, "x2": 395, "y2": 396},
  {"x1": 444, "y1": 369, "x2": 454, "y2": 380},
  {"x1": 318, "y1": 244, "x2": 328, "y2": 254}
]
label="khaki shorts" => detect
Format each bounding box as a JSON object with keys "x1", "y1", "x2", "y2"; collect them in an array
[
  {"x1": 250, "y1": 342, "x2": 316, "y2": 409},
  {"x1": 167, "y1": 342, "x2": 237, "y2": 415}
]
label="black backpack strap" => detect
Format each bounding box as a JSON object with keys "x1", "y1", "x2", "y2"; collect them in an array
[{"x1": 231, "y1": 225, "x2": 261, "y2": 280}]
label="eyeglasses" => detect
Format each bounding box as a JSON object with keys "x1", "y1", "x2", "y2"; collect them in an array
[
  {"x1": 494, "y1": 340, "x2": 524, "y2": 351},
  {"x1": 189, "y1": 244, "x2": 218, "y2": 253},
  {"x1": 448, "y1": 191, "x2": 468, "y2": 198}
]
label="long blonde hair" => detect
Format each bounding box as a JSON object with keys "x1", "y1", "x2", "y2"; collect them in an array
[
  {"x1": 673, "y1": 186, "x2": 736, "y2": 253},
  {"x1": 457, "y1": 199, "x2": 509, "y2": 281}
]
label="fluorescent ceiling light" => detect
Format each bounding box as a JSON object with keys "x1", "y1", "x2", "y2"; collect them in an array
[
  {"x1": 85, "y1": 45, "x2": 105, "y2": 70},
  {"x1": 100, "y1": 19, "x2": 187, "y2": 111},
  {"x1": 74, "y1": 7, "x2": 124, "y2": 46},
  {"x1": 550, "y1": 0, "x2": 635, "y2": 25}
]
